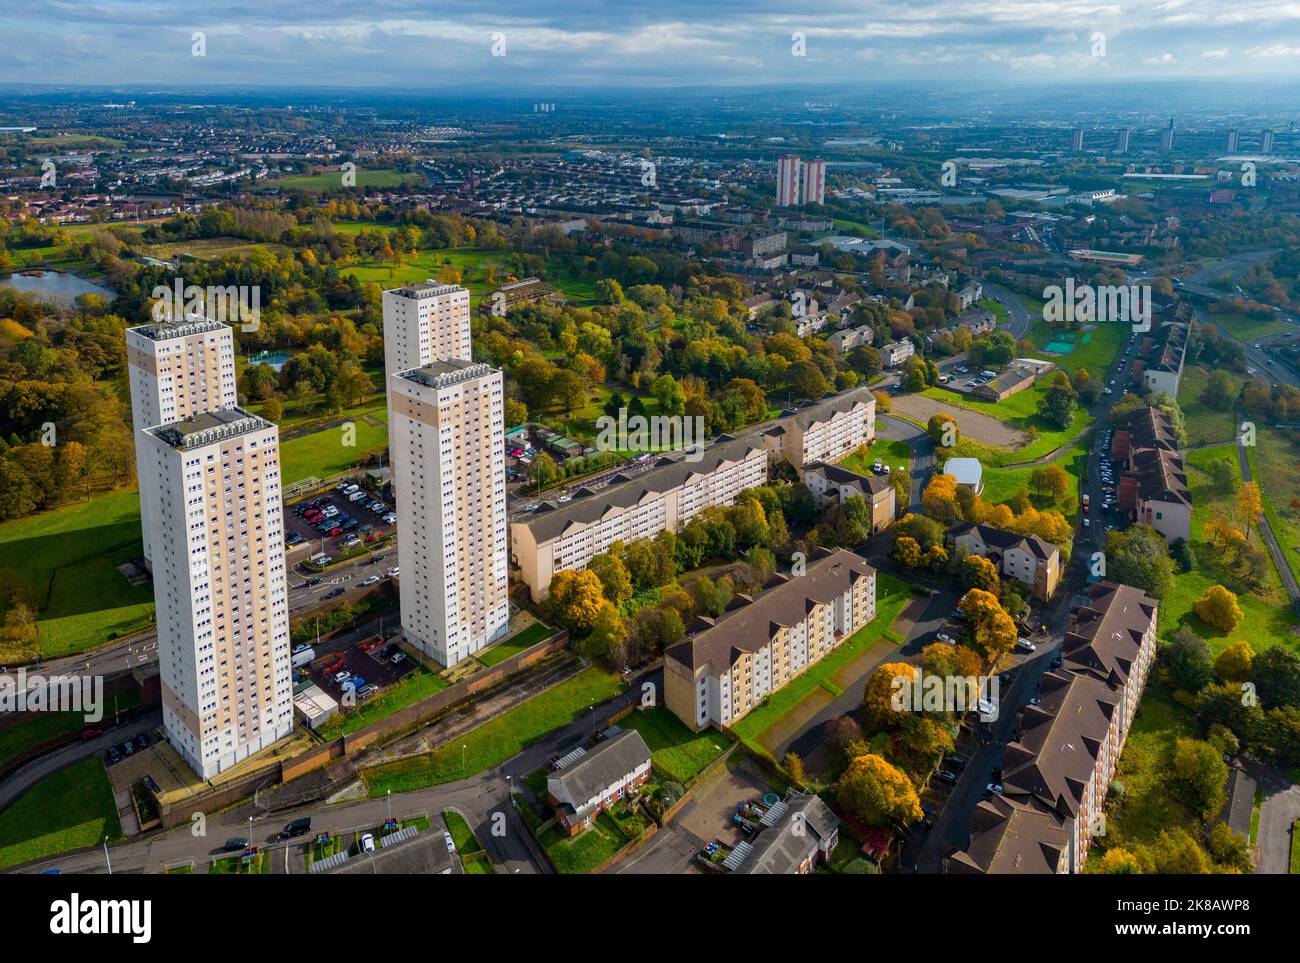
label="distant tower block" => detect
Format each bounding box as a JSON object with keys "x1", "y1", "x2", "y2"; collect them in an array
[{"x1": 776, "y1": 155, "x2": 801, "y2": 207}]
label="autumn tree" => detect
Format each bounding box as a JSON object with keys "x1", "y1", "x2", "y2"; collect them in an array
[
  {"x1": 962, "y1": 555, "x2": 1001, "y2": 595},
  {"x1": 863, "y1": 661, "x2": 918, "y2": 729},
  {"x1": 893, "y1": 535, "x2": 923, "y2": 568},
  {"x1": 1193, "y1": 584, "x2": 1244, "y2": 633},
  {"x1": 1213, "y1": 639, "x2": 1255, "y2": 684},
  {"x1": 922, "y1": 472, "x2": 962, "y2": 524},
  {"x1": 960, "y1": 588, "x2": 1017, "y2": 660},
  {"x1": 1236, "y1": 481, "x2": 1263, "y2": 537},
  {"x1": 545, "y1": 569, "x2": 606, "y2": 633},
  {"x1": 836, "y1": 753, "x2": 923, "y2": 826},
  {"x1": 588, "y1": 550, "x2": 633, "y2": 606}
]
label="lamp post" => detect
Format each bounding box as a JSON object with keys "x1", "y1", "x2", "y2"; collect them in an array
[{"x1": 102, "y1": 835, "x2": 112, "y2": 875}]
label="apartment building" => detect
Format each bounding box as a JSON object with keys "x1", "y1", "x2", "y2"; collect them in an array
[
  {"x1": 381, "y1": 281, "x2": 472, "y2": 375},
  {"x1": 1133, "y1": 321, "x2": 1188, "y2": 397},
  {"x1": 665, "y1": 548, "x2": 876, "y2": 731},
  {"x1": 800, "y1": 159, "x2": 827, "y2": 207},
  {"x1": 776, "y1": 155, "x2": 801, "y2": 207},
  {"x1": 764, "y1": 386, "x2": 877, "y2": 475},
  {"x1": 139, "y1": 408, "x2": 292, "y2": 780},
  {"x1": 511, "y1": 433, "x2": 768, "y2": 600},
  {"x1": 389, "y1": 360, "x2": 509, "y2": 666},
  {"x1": 1111, "y1": 404, "x2": 1177, "y2": 461},
  {"x1": 826, "y1": 325, "x2": 873, "y2": 354},
  {"x1": 948, "y1": 582, "x2": 1158, "y2": 873},
  {"x1": 1116, "y1": 446, "x2": 1191, "y2": 545},
  {"x1": 126, "y1": 315, "x2": 237, "y2": 568},
  {"x1": 947, "y1": 521, "x2": 1061, "y2": 600},
  {"x1": 879, "y1": 339, "x2": 916, "y2": 368},
  {"x1": 803, "y1": 462, "x2": 896, "y2": 533}
]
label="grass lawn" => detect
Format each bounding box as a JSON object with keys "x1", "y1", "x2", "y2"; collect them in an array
[
  {"x1": 1177, "y1": 365, "x2": 1244, "y2": 448},
  {"x1": 1291, "y1": 821, "x2": 1300, "y2": 874},
  {"x1": 442, "y1": 809, "x2": 495, "y2": 873},
  {"x1": 1089, "y1": 681, "x2": 1199, "y2": 861},
  {"x1": 340, "y1": 247, "x2": 514, "y2": 303},
  {"x1": 731, "y1": 573, "x2": 912, "y2": 748},
  {"x1": 0, "y1": 488, "x2": 154, "y2": 659},
  {"x1": 922, "y1": 385, "x2": 1092, "y2": 466},
  {"x1": 1249, "y1": 425, "x2": 1300, "y2": 585},
  {"x1": 477, "y1": 621, "x2": 556, "y2": 668},
  {"x1": 979, "y1": 436, "x2": 1089, "y2": 510},
  {"x1": 840, "y1": 438, "x2": 912, "y2": 475},
  {"x1": 315, "y1": 665, "x2": 450, "y2": 739},
  {"x1": 268, "y1": 168, "x2": 423, "y2": 192},
  {"x1": 618, "y1": 705, "x2": 732, "y2": 784},
  {"x1": 210, "y1": 851, "x2": 270, "y2": 874},
  {"x1": 540, "y1": 810, "x2": 628, "y2": 874},
  {"x1": 360, "y1": 666, "x2": 626, "y2": 795},
  {"x1": 1207, "y1": 310, "x2": 1296, "y2": 342},
  {"x1": 0, "y1": 689, "x2": 142, "y2": 761},
  {"x1": 278, "y1": 406, "x2": 389, "y2": 484},
  {"x1": 0, "y1": 758, "x2": 121, "y2": 870},
  {"x1": 1159, "y1": 447, "x2": 1298, "y2": 656},
  {"x1": 1026, "y1": 312, "x2": 1128, "y2": 379}
]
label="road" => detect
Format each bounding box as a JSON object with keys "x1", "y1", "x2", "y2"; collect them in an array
[
  {"x1": 11, "y1": 668, "x2": 658, "y2": 875},
  {"x1": 983, "y1": 282, "x2": 1032, "y2": 340},
  {"x1": 877, "y1": 412, "x2": 930, "y2": 511}
]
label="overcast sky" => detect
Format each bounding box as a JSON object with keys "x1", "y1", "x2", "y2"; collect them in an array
[{"x1": 5, "y1": 1, "x2": 1300, "y2": 88}]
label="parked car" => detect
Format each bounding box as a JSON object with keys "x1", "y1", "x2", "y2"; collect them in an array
[
  {"x1": 306, "y1": 577, "x2": 322, "y2": 587},
  {"x1": 222, "y1": 837, "x2": 249, "y2": 852},
  {"x1": 361, "y1": 575, "x2": 381, "y2": 586},
  {"x1": 80, "y1": 726, "x2": 104, "y2": 740},
  {"x1": 444, "y1": 831, "x2": 456, "y2": 854},
  {"x1": 383, "y1": 512, "x2": 397, "y2": 525},
  {"x1": 1016, "y1": 638, "x2": 1037, "y2": 652},
  {"x1": 387, "y1": 567, "x2": 400, "y2": 578},
  {"x1": 936, "y1": 770, "x2": 958, "y2": 785},
  {"x1": 280, "y1": 818, "x2": 312, "y2": 840},
  {"x1": 286, "y1": 532, "x2": 305, "y2": 546},
  {"x1": 358, "y1": 685, "x2": 378, "y2": 701},
  {"x1": 105, "y1": 746, "x2": 122, "y2": 765},
  {"x1": 360, "y1": 832, "x2": 376, "y2": 853},
  {"x1": 986, "y1": 782, "x2": 1003, "y2": 795},
  {"x1": 390, "y1": 652, "x2": 406, "y2": 665},
  {"x1": 332, "y1": 670, "x2": 352, "y2": 684},
  {"x1": 135, "y1": 733, "x2": 151, "y2": 750},
  {"x1": 326, "y1": 587, "x2": 345, "y2": 598}
]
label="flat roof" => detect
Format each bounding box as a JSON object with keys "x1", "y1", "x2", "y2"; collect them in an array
[{"x1": 148, "y1": 407, "x2": 270, "y2": 449}]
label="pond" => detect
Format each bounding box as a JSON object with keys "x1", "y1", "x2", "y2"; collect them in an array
[{"x1": 0, "y1": 270, "x2": 114, "y2": 303}]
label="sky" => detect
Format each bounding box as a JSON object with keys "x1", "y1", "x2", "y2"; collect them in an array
[{"x1": 5, "y1": 0, "x2": 1300, "y2": 88}]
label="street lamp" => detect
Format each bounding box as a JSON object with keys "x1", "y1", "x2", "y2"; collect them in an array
[
  {"x1": 461, "y1": 744, "x2": 467, "y2": 773},
  {"x1": 102, "y1": 835, "x2": 112, "y2": 875},
  {"x1": 387, "y1": 789, "x2": 392, "y2": 821}
]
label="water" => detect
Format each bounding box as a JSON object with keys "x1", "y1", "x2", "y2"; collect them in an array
[{"x1": 0, "y1": 270, "x2": 114, "y2": 303}]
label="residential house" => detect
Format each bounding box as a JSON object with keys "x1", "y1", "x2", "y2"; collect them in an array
[
  {"x1": 827, "y1": 325, "x2": 874, "y2": 354},
  {"x1": 547, "y1": 730, "x2": 653, "y2": 835},
  {"x1": 947, "y1": 521, "x2": 1061, "y2": 600},
  {"x1": 732, "y1": 792, "x2": 840, "y2": 874},
  {"x1": 804, "y1": 462, "x2": 896, "y2": 533},
  {"x1": 879, "y1": 340, "x2": 916, "y2": 368},
  {"x1": 1116, "y1": 446, "x2": 1191, "y2": 545}
]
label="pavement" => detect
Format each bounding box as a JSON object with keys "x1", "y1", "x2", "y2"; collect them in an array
[{"x1": 1245, "y1": 759, "x2": 1300, "y2": 874}]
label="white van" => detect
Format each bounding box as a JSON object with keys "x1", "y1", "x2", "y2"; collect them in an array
[{"x1": 291, "y1": 646, "x2": 315, "y2": 668}]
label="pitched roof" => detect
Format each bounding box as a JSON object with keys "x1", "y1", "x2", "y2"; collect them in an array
[
  {"x1": 1113, "y1": 405, "x2": 1177, "y2": 452},
  {"x1": 946, "y1": 794, "x2": 1069, "y2": 874},
  {"x1": 735, "y1": 793, "x2": 839, "y2": 874},
  {"x1": 547, "y1": 730, "x2": 651, "y2": 817},
  {"x1": 1061, "y1": 581, "x2": 1158, "y2": 688},
  {"x1": 517, "y1": 433, "x2": 766, "y2": 544},
  {"x1": 804, "y1": 461, "x2": 892, "y2": 498},
  {"x1": 774, "y1": 385, "x2": 876, "y2": 433},
  {"x1": 948, "y1": 521, "x2": 1059, "y2": 564},
  {"x1": 665, "y1": 548, "x2": 875, "y2": 674},
  {"x1": 1128, "y1": 446, "x2": 1190, "y2": 507}
]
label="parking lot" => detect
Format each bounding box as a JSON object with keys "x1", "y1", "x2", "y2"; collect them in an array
[
  {"x1": 285, "y1": 480, "x2": 397, "y2": 567},
  {"x1": 297, "y1": 635, "x2": 417, "y2": 707}
]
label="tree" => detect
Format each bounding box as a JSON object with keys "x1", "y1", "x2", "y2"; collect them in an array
[
  {"x1": 893, "y1": 535, "x2": 922, "y2": 568},
  {"x1": 783, "y1": 752, "x2": 807, "y2": 784},
  {"x1": 1253, "y1": 647, "x2": 1300, "y2": 709},
  {"x1": 1213, "y1": 639, "x2": 1255, "y2": 684},
  {"x1": 588, "y1": 551, "x2": 633, "y2": 606},
  {"x1": 579, "y1": 601, "x2": 628, "y2": 668},
  {"x1": 505, "y1": 398, "x2": 528, "y2": 427},
  {"x1": 531, "y1": 452, "x2": 561, "y2": 492},
  {"x1": 960, "y1": 588, "x2": 1017, "y2": 659},
  {"x1": 836, "y1": 754, "x2": 923, "y2": 827},
  {"x1": 922, "y1": 472, "x2": 962, "y2": 524},
  {"x1": 1037, "y1": 378, "x2": 1077, "y2": 430},
  {"x1": 927, "y1": 412, "x2": 960, "y2": 447},
  {"x1": 1136, "y1": 829, "x2": 1211, "y2": 875},
  {"x1": 652, "y1": 373, "x2": 685, "y2": 416},
  {"x1": 1095, "y1": 848, "x2": 1140, "y2": 874},
  {"x1": 962, "y1": 555, "x2": 1001, "y2": 595},
  {"x1": 1236, "y1": 481, "x2": 1263, "y2": 535},
  {"x1": 1171, "y1": 737, "x2": 1229, "y2": 818},
  {"x1": 1029, "y1": 463, "x2": 1071, "y2": 506},
  {"x1": 1206, "y1": 822, "x2": 1252, "y2": 873},
  {"x1": 595, "y1": 278, "x2": 624, "y2": 304},
  {"x1": 1105, "y1": 526, "x2": 1175, "y2": 599},
  {"x1": 1194, "y1": 584, "x2": 1244, "y2": 633},
  {"x1": 1201, "y1": 369, "x2": 1239, "y2": 411},
  {"x1": 1164, "y1": 627, "x2": 1214, "y2": 693},
  {"x1": 863, "y1": 661, "x2": 918, "y2": 728},
  {"x1": 546, "y1": 569, "x2": 605, "y2": 633},
  {"x1": 261, "y1": 397, "x2": 283, "y2": 423}
]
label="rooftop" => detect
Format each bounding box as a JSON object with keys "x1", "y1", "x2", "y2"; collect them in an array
[
  {"x1": 399, "y1": 358, "x2": 498, "y2": 389},
  {"x1": 148, "y1": 407, "x2": 271, "y2": 450},
  {"x1": 127, "y1": 313, "x2": 229, "y2": 342}
]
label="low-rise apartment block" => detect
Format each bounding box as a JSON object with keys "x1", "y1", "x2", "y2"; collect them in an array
[
  {"x1": 948, "y1": 582, "x2": 1157, "y2": 873},
  {"x1": 879, "y1": 340, "x2": 916, "y2": 368},
  {"x1": 827, "y1": 325, "x2": 873, "y2": 354},
  {"x1": 511, "y1": 433, "x2": 768, "y2": 599},
  {"x1": 764, "y1": 386, "x2": 877, "y2": 475},
  {"x1": 947, "y1": 521, "x2": 1061, "y2": 600},
  {"x1": 804, "y1": 462, "x2": 896, "y2": 533},
  {"x1": 1116, "y1": 446, "x2": 1191, "y2": 545},
  {"x1": 1133, "y1": 321, "x2": 1188, "y2": 397},
  {"x1": 665, "y1": 548, "x2": 876, "y2": 731}
]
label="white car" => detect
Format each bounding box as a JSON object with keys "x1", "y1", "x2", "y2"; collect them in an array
[
  {"x1": 360, "y1": 832, "x2": 376, "y2": 853},
  {"x1": 361, "y1": 575, "x2": 382, "y2": 586},
  {"x1": 333, "y1": 671, "x2": 352, "y2": 685},
  {"x1": 1016, "y1": 638, "x2": 1037, "y2": 652},
  {"x1": 1082, "y1": 517, "x2": 1091, "y2": 527},
  {"x1": 937, "y1": 632, "x2": 957, "y2": 646},
  {"x1": 444, "y1": 831, "x2": 456, "y2": 854},
  {"x1": 986, "y1": 782, "x2": 1003, "y2": 795},
  {"x1": 383, "y1": 512, "x2": 397, "y2": 525},
  {"x1": 386, "y1": 567, "x2": 400, "y2": 578}
]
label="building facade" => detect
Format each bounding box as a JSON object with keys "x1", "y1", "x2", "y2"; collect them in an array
[
  {"x1": 381, "y1": 282, "x2": 472, "y2": 376},
  {"x1": 776, "y1": 155, "x2": 801, "y2": 207},
  {"x1": 389, "y1": 360, "x2": 509, "y2": 666},
  {"x1": 511, "y1": 434, "x2": 768, "y2": 599},
  {"x1": 126, "y1": 316, "x2": 237, "y2": 567},
  {"x1": 800, "y1": 159, "x2": 826, "y2": 206},
  {"x1": 665, "y1": 548, "x2": 876, "y2": 731},
  {"x1": 764, "y1": 387, "x2": 877, "y2": 475},
  {"x1": 947, "y1": 522, "x2": 1061, "y2": 600},
  {"x1": 140, "y1": 408, "x2": 293, "y2": 779}
]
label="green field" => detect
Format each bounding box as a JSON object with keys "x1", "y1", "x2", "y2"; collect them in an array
[
  {"x1": 922, "y1": 385, "x2": 1092, "y2": 467},
  {"x1": 618, "y1": 705, "x2": 731, "y2": 784},
  {"x1": 0, "y1": 488, "x2": 154, "y2": 659},
  {"x1": 1207, "y1": 310, "x2": 1296, "y2": 342},
  {"x1": 840, "y1": 438, "x2": 913, "y2": 476},
  {"x1": 477, "y1": 621, "x2": 556, "y2": 668},
  {"x1": 1249, "y1": 425, "x2": 1300, "y2": 584},
  {"x1": 731, "y1": 573, "x2": 911, "y2": 749},
  {"x1": 442, "y1": 809, "x2": 495, "y2": 874},
  {"x1": 1159, "y1": 447, "x2": 1297, "y2": 656},
  {"x1": 340, "y1": 247, "x2": 514, "y2": 300},
  {"x1": 1027, "y1": 313, "x2": 1129, "y2": 379},
  {"x1": 1177, "y1": 365, "x2": 1244, "y2": 448},
  {"x1": 978, "y1": 436, "x2": 1090, "y2": 509},
  {"x1": 0, "y1": 758, "x2": 121, "y2": 870},
  {"x1": 278, "y1": 406, "x2": 389, "y2": 484},
  {"x1": 0, "y1": 689, "x2": 141, "y2": 761},
  {"x1": 268, "y1": 168, "x2": 423, "y2": 192},
  {"x1": 360, "y1": 667, "x2": 626, "y2": 794}
]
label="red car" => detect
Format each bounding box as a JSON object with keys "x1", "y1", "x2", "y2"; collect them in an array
[
  {"x1": 80, "y1": 726, "x2": 104, "y2": 740},
  {"x1": 359, "y1": 638, "x2": 383, "y2": 653},
  {"x1": 328, "y1": 526, "x2": 342, "y2": 537}
]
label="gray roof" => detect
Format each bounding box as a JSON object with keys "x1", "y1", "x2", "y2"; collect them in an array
[
  {"x1": 773, "y1": 385, "x2": 876, "y2": 433},
  {"x1": 516, "y1": 433, "x2": 766, "y2": 544},
  {"x1": 805, "y1": 461, "x2": 892, "y2": 498},
  {"x1": 548, "y1": 730, "x2": 651, "y2": 817},
  {"x1": 736, "y1": 793, "x2": 839, "y2": 874},
  {"x1": 1062, "y1": 582, "x2": 1158, "y2": 688},
  {"x1": 946, "y1": 794, "x2": 1069, "y2": 874},
  {"x1": 148, "y1": 407, "x2": 269, "y2": 449},
  {"x1": 948, "y1": 521, "x2": 1059, "y2": 563}
]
